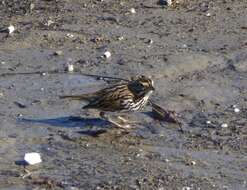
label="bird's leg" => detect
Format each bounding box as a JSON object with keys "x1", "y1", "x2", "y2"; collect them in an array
[
  {"x1": 100, "y1": 112, "x2": 131, "y2": 129},
  {"x1": 117, "y1": 115, "x2": 129, "y2": 123}
]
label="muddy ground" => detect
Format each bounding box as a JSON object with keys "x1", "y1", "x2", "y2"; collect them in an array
[{"x1": 0, "y1": 0, "x2": 247, "y2": 189}]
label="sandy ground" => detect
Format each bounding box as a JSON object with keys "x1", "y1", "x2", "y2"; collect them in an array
[{"x1": 0, "y1": 0, "x2": 247, "y2": 189}]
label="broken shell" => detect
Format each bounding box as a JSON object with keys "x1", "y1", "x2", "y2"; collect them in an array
[
  {"x1": 66, "y1": 33, "x2": 74, "y2": 38},
  {"x1": 47, "y1": 20, "x2": 54, "y2": 26},
  {"x1": 67, "y1": 64, "x2": 74, "y2": 72},
  {"x1": 190, "y1": 160, "x2": 196, "y2": 165},
  {"x1": 234, "y1": 108, "x2": 240, "y2": 113},
  {"x1": 8, "y1": 25, "x2": 15, "y2": 34},
  {"x1": 24, "y1": 152, "x2": 42, "y2": 165},
  {"x1": 103, "y1": 51, "x2": 111, "y2": 59},
  {"x1": 148, "y1": 39, "x2": 153, "y2": 44},
  {"x1": 118, "y1": 36, "x2": 124, "y2": 41}
]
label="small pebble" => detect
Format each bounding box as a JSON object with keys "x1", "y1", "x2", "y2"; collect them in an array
[
  {"x1": 206, "y1": 120, "x2": 211, "y2": 124},
  {"x1": 221, "y1": 123, "x2": 228, "y2": 128},
  {"x1": 40, "y1": 88, "x2": 44, "y2": 91},
  {"x1": 0, "y1": 92, "x2": 3, "y2": 97},
  {"x1": 103, "y1": 51, "x2": 111, "y2": 59},
  {"x1": 24, "y1": 152, "x2": 42, "y2": 165},
  {"x1": 206, "y1": 12, "x2": 211, "y2": 17},
  {"x1": 1, "y1": 61, "x2": 5, "y2": 65},
  {"x1": 130, "y1": 8, "x2": 136, "y2": 14},
  {"x1": 41, "y1": 72, "x2": 47, "y2": 76}
]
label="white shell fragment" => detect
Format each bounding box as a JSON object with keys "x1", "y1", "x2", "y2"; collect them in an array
[
  {"x1": 66, "y1": 33, "x2": 74, "y2": 38},
  {"x1": 221, "y1": 123, "x2": 228, "y2": 128},
  {"x1": 206, "y1": 120, "x2": 211, "y2": 124},
  {"x1": 8, "y1": 25, "x2": 15, "y2": 34},
  {"x1": 67, "y1": 64, "x2": 74, "y2": 72},
  {"x1": 130, "y1": 8, "x2": 136, "y2": 14},
  {"x1": 103, "y1": 51, "x2": 111, "y2": 59},
  {"x1": 24, "y1": 152, "x2": 42, "y2": 165},
  {"x1": 118, "y1": 36, "x2": 124, "y2": 41},
  {"x1": 234, "y1": 108, "x2": 240, "y2": 113},
  {"x1": 182, "y1": 187, "x2": 191, "y2": 190}
]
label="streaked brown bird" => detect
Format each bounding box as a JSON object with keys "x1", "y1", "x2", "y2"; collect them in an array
[{"x1": 60, "y1": 75, "x2": 155, "y2": 129}]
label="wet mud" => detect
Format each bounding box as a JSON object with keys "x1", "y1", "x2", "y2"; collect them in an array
[{"x1": 0, "y1": 0, "x2": 247, "y2": 189}]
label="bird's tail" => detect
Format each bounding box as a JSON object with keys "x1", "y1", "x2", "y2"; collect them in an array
[{"x1": 59, "y1": 94, "x2": 90, "y2": 101}]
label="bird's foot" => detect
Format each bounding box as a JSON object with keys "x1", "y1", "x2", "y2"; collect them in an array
[
  {"x1": 108, "y1": 117, "x2": 132, "y2": 129},
  {"x1": 117, "y1": 116, "x2": 140, "y2": 125},
  {"x1": 100, "y1": 112, "x2": 132, "y2": 129}
]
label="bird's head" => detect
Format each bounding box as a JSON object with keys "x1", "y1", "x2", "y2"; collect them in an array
[{"x1": 128, "y1": 75, "x2": 155, "y2": 97}]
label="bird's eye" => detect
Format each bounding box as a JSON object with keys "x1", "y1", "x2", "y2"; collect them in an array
[{"x1": 135, "y1": 82, "x2": 145, "y2": 91}]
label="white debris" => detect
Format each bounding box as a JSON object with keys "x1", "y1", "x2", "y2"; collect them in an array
[
  {"x1": 67, "y1": 64, "x2": 74, "y2": 72},
  {"x1": 206, "y1": 120, "x2": 211, "y2": 124},
  {"x1": 130, "y1": 8, "x2": 136, "y2": 14},
  {"x1": 232, "y1": 104, "x2": 237, "y2": 108},
  {"x1": 66, "y1": 33, "x2": 74, "y2": 38},
  {"x1": 206, "y1": 12, "x2": 211, "y2": 17},
  {"x1": 1, "y1": 61, "x2": 5, "y2": 65},
  {"x1": 148, "y1": 39, "x2": 153, "y2": 44},
  {"x1": 41, "y1": 72, "x2": 46, "y2": 76},
  {"x1": 167, "y1": 0, "x2": 173, "y2": 6},
  {"x1": 40, "y1": 87, "x2": 44, "y2": 91},
  {"x1": 190, "y1": 160, "x2": 196, "y2": 165},
  {"x1": 8, "y1": 25, "x2": 15, "y2": 34},
  {"x1": 182, "y1": 44, "x2": 188, "y2": 49},
  {"x1": 24, "y1": 152, "x2": 42, "y2": 165},
  {"x1": 17, "y1": 113, "x2": 23, "y2": 117},
  {"x1": 182, "y1": 187, "x2": 191, "y2": 190},
  {"x1": 47, "y1": 20, "x2": 54, "y2": 26},
  {"x1": 221, "y1": 123, "x2": 228, "y2": 128},
  {"x1": 118, "y1": 36, "x2": 124, "y2": 41},
  {"x1": 234, "y1": 108, "x2": 240, "y2": 113},
  {"x1": 103, "y1": 51, "x2": 111, "y2": 59}
]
